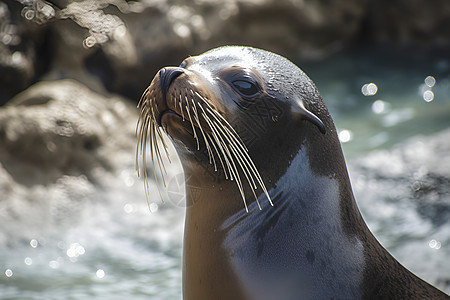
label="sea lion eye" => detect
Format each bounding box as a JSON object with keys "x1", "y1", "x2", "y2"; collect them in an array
[{"x1": 231, "y1": 80, "x2": 260, "y2": 98}]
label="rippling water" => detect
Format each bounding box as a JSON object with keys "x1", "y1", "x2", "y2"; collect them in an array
[
  {"x1": 305, "y1": 46, "x2": 450, "y2": 156},
  {"x1": 1, "y1": 46, "x2": 449, "y2": 299}
]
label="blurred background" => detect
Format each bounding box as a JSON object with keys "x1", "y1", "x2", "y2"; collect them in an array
[{"x1": 0, "y1": 0, "x2": 449, "y2": 299}]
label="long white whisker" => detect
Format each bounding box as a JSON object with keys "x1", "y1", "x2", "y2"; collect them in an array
[
  {"x1": 151, "y1": 106, "x2": 168, "y2": 185},
  {"x1": 179, "y1": 94, "x2": 185, "y2": 121},
  {"x1": 199, "y1": 93, "x2": 272, "y2": 206},
  {"x1": 192, "y1": 100, "x2": 216, "y2": 169},
  {"x1": 222, "y1": 124, "x2": 272, "y2": 206},
  {"x1": 152, "y1": 105, "x2": 172, "y2": 165},
  {"x1": 203, "y1": 114, "x2": 230, "y2": 178},
  {"x1": 208, "y1": 119, "x2": 248, "y2": 212},
  {"x1": 204, "y1": 115, "x2": 233, "y2": 180},
  {"x1": 185, "y1": 97, "x2": 200, "y2": 151}
]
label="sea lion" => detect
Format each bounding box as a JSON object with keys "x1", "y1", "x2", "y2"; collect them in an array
[{"x1": 136, "y1": 46, "x2": 449, "y2": 299}]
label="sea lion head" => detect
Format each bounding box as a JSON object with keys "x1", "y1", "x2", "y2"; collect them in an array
[{"x1": 137, "y1": 46, "x2": 335, "y2": 210}]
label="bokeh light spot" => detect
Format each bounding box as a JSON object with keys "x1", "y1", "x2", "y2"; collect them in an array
[
  {"x1": 96, "y1": 269, "x2": 105, "y2": 279},
  {"x1": 339, "y1": 129, "x2": 353, "y2": 143},
  {"x1": 30, "y1": 239, "x2": 38, "y2": 248},
  {"x1": 24, "y1": 257, "x2": 33, "y2": 266},
  {"x1": 425, "y1": 76, "x2": 436, "y2": 88},
  {"x1": 124, "y1": 203, "x2": 133, "y2": 214},
  {"x1": 423, "y1": 90, "x2": 434, "y2": 102},
  {"x1": 66, "y1": 243, "x2": 86, "y2": 258},
  {"x1": 371, "y1": 99, "x2": 390, "y2": 114},
  {"x1": 5, "y1": 269, "x2": 13, "y2": 277},
  {"x1": 429, "y1": 239, "x2": 442, "y2": 250},
  {"x1": 361, "y1": 83, "x2": 378, "y2": 96}
]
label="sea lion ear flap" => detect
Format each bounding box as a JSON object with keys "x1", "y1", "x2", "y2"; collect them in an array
[{"x1": 292, "y1": 98, "x2": 326, "y2": 134}]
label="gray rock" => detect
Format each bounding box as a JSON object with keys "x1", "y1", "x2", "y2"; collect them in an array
[
  {"x1": 367, "y1": 0, "x2": 450, "y2": 46},
  {"x1": 0, "y1": 79, "x2": 137, "y2": 186},
  {"x1": 3, "y1": 0, "x2": 450, "y2": 104},
  {"x1": 0, "y1": 0, "x2": 47, "y2": 105}
]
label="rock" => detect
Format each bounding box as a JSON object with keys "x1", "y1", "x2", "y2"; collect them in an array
[
  {"x1": 2, "y1": 0, "x2": 449, "y2": 105},
  {"x1": 2, "y1": 0, "x2": 369, "y2": 103},
  {"x1": 366, "y1": 0, "x2": 450, "y2": 46},
  {"x1": 0, "y1": 79, "x2": 137, "y2": 186},
  {"x1": 0, "y1": 0, "x2": 49, "y2": 105},
  {"x1": 44, "y1": 0, "x2": 138, "y2": 95},
  {"x1": 201, "y1": 0, "x2": 367, "y2": 60},
  {"x1": 73, "y1": 0, "x2": 369, "y2": 100}
]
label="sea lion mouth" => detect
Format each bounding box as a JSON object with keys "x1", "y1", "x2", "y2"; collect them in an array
[
  {"x1": 159, "y1": 109, "x2": 182, "y2": 128},
  {"x1": 136, "y1": 66, "x2": 272, "y2": 212}
]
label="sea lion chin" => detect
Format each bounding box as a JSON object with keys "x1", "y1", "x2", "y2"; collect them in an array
[{"x1": 136, "y1": 46, "x2": 450, "y2": 300}]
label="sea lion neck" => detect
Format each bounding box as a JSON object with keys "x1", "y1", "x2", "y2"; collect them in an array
[{"x1": 183, "y1": 133, "x2": 368, "y2": 299}]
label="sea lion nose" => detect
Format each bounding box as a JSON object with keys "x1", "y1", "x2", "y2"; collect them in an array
[{"x1": 159, "y1": 67, "x2": 184, "y2": 100}]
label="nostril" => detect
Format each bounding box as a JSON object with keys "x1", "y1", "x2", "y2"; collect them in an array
[{"x1": 159, "y1": 67, "x2": 184, "y2": 100}]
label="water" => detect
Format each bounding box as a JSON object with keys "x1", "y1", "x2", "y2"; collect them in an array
[
  {"x1": 1, "y1": 46, "x2": 449, "y2": 299},
  {"x1": 304, "y1": 46, "x2": 450, "y2": 156},
  {"x1": 0, "y1": 168, "x2": 185, "y2": 300}
]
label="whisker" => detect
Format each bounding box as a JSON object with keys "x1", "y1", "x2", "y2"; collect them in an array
[
  {"x1": 136, "y1": 106, "x2": 148, "y2": 176},
  {"x1": 179, "y1": 94, "x2": 185, "y2": 121},
  {"x1": 204, "y1": 114, "x2": 235, "y2": 180},
  {"x1": 136, "y1": 92, "x2": 167, "y2": 206},
  {"x1": 185, "y1": 97, "x2": 200, "y2": 151},
  {"x1": 198, "y1": 93, "x2": 272, "y2": 207},
  {"x1": 151, "y1": 106, "x2": 168, "y2": 186},
  {"x1": 152, "y1": 106, "x2": 171, "y2": 165},
  {"x1": 207, "y1": 119, "x2": 248, "y2": 212},
  {"x1": 222, "y1": 124, "x2": 273, "y2": 206},
  {"x1": 227, "y1": 140, "x2": 261, "y2": 210},
  {"x1": 151, "y1": 118, "x2": 166, "y2": 193},
  {"x1": 202, "y1": 112, "x2": 229, "y2": 178},
  {"x1": 137, "y1": 86, "x2": 150, "y2": 109},
  {"x1": 192, "y1": 99, "x2": 216, "y2": 169}
]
